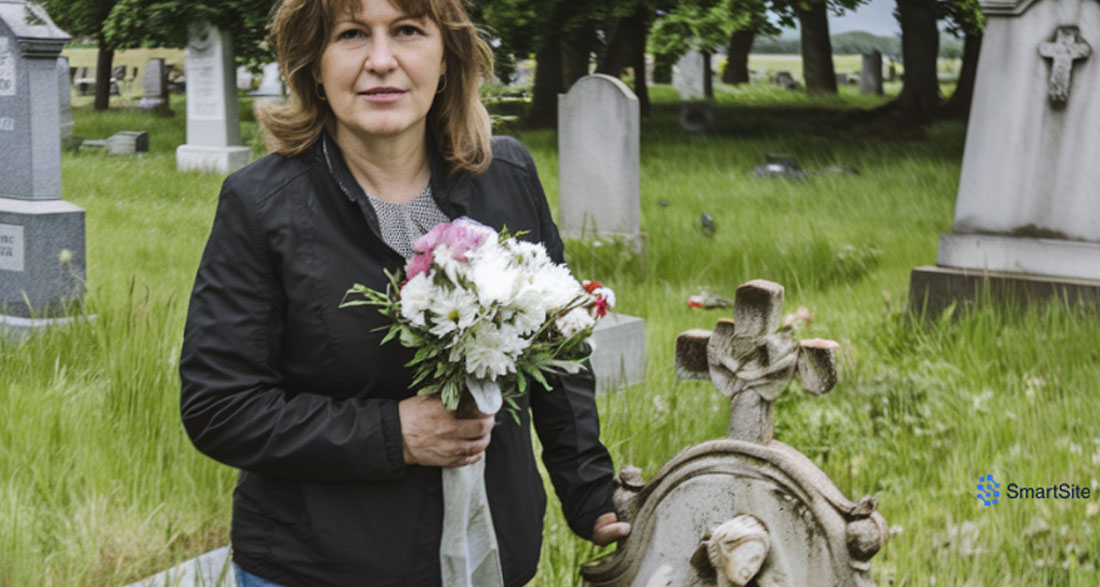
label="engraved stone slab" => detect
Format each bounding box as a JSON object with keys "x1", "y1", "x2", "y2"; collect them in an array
[
  {"x1": 139, "y1": 57, "x2": 170, "y2": 112},
  {"x1": 928, "y1": 0, "x2": 1100, "y2": 287},
  {"x1": 0, "y1": 223, "x2": 24, "y2": 272},
  {"x1": 860, "y1": 50, "x2": 883, "y2": 95},
  {"x1": 558, "y1": 75, "x2": 640, "y2": 242},
  {"x1": 177, "y1": 23, "x2": 250, "y2": 173}
]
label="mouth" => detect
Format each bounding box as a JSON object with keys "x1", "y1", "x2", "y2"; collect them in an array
[{"x1": 360, "y1": 87, "x2": 406, "y2": 102}]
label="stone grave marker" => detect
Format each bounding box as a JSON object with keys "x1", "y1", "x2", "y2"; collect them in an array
[
  {"x1": 0, "y1": 0, "x2": 86, "y2": 330},
  {"x1": 176, "y1": 23, "x2": 250, "y2": 173},
  {"x1": 558, "y1": 74, "x2": 640, "y2": 243},
  {"x1": 771, "y1": 71, "x2": 800, "y2": 91},
  {"x1": 860, "y1": 50, "x2": 884, "y2": 95},
  {"x1": 581, "y1": 280, "x2": 887, "y2": 587},
  {"x1": 139, "y1": 57, "x2": 170, "y2": 113},
  {"x1": 83, "y1": 130, "x2": 149, "y2": 154},
  {"x1": 590, "y1": 312, "x2": 646, "y2": 394},
  {"x1": 57, "y1": 55, "x2": 72, "y2": 141},
  {"x1": 910, "y1": 0, "x2": 1100, "y2": 314},
  {"x1": 673, "y1": 50, "x2": 706, "y2": 100},
  {"x1": 235, "y1": 65, "x2": 253, "y2": 91},
  {"x1": 250, "y1": 61, "x2": 284, "y2": 99}
]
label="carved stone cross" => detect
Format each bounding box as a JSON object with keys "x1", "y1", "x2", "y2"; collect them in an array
[
  {"x1": 1038, "y1": 26, "x2": 1091, "y2": 105},
  {"x1": 675, "y1": 279, "x2": 839, "y2": 444}
]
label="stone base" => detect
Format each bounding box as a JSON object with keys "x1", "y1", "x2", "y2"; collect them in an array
[
  {"x1": 589, "y1": 312, "x2": 646, "y2": 394},
  {"x1": 177, "y1": 145, "x2": 251, "y2": 174},
  {"x1": 124, "y1": 546, "x2": 235, "y2": 587},
  {"x1": 0, "y1": 313, "x2": 94, "y2": 340},
  {"x1": 0, "y1": 198, "x2": 86, "y2": 318},
  {"x1": 909, "y1": 265, "x2": 1100, "y2": 317},
  {"x1": 938, "y1": 233, "x2": 1100, "y2": 281}
]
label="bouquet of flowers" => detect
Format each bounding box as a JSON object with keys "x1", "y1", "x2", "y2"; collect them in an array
[
  {"x1": 341, "y1": 217, "x2": 614, "y2": 420},
  {"x1": 341, "y1": 217, "x2": 614, "y2": 587}
]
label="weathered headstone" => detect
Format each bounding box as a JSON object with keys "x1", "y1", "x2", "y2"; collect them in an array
[
  {"x1": 581, "y1": 280, "x2": 887, "y2": 587},
  {"x1": 673, "y1": 50, "x2": 706, "y2": 100},
  {"x1": 558, "y1": 74, "x2": 640, "y2": 243},
  {"x1": 910, "y1": 0, "x2": 1100, "y2": 314},
  {"x1": 57, "y1": 55, "x2": 72, "y2": 141},
  {"x1": 771, "y1": 71, "x2": 800, "y2": 91},
  {"x1": 250, "y1": 61, "x2": 284, "y2": 99},
  {"x1": 590, "y1": 312, "x2": 646, "y2": 394},
  {"x1": 860, "y1": 50, "x2": 884, "y2": 95},
  {"x1": 176, "y1": 23, "x2": 250, "y2": 173},
  {"x1": 0, "y1": 0, "x2": 86, "y2": 329},
  {"x1": 139, "y1": 57, "x2": 170, "y2": 113},
  {"x1": 235, "y1": 65, "x2": 253, "y2": 91},
  {"x1": 83, "y1": 130, "x2": 149, "y2": 154}
]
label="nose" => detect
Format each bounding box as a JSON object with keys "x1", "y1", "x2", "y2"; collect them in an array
[{"x1": 365, "y1": 33, "x2": 397, "y2": 75}]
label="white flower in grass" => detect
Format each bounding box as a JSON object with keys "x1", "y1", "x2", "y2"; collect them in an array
[
  {"x1": 399, "y1": 273, "x2": 434, "y2": 327},
  {"x1": 463, "y1": 322, "x2": 529, "y2": 380},
  {"x1": 555, "y1": 307, "x2": 595, "y2": 338},
  {"x1": 428, "y1": 285, "x2": 479, "y2": 338}
]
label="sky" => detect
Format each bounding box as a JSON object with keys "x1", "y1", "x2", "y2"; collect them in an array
[{"x1": 826, "y1": 0, "x2": 901, "y2": 37}]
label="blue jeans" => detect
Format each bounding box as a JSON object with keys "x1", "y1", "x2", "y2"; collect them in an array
[{"x1": 234, "y1": 564, "x2": 287, "y2": 587}]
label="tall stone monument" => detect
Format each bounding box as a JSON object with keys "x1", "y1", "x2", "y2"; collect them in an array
[
  {"x1": 558, "y1": 74, "x2": 640, "y2": 243},
  {"x1": 581, "y1": 280, "x2": 887, "y2": 587},
  {"x1": 910, "y1": 0, "x2": 1100, "y2": 314},
  {"x1": 0, "y1": 0, "x2": 86, "y2": 328},
  {"x1": 860, "y1": 50, "x2": 884, "y2": 95},
  {"x1": 176, "y1": 23, "x2": 250, "y2": 173}
]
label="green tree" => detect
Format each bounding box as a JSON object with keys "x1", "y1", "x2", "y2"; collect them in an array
[
  {"x1": 769, "y1": 0, "x2": 869, "y2": 95},
  {"x1": 39, "y1": 0, "x2": 121, "y2": 111}
]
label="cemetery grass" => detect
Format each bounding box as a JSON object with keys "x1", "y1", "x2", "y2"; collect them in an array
[{"x1": 0, "y1": 87, "x2": 1096, "y2": 586}]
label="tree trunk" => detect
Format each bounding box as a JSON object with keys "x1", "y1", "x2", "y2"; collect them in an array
[
  {"x1": 94, "y1": 43, "x2": 114, "y2": 111},
  {"x1": 893, "y1": 0, "x2": 941, "y2": 122},
  {"x1": 630, "y1": 14, "x2": 650, "y2": 117},
  {"x1": 528, "y1": 31, "x2": 563, "y2": 127},
  {"x1": 798, "y1": 1, "x2": 837, "y2": 94},
  {"x1": 941, "y1": 32, "x2": 982, "y2": 121},
  {"x1": 702, "y1": 52, "x2": 714, "y2": 98},
  {"x1": 722, "y1": 30, "x2": 755, "y2": 84},
  {"x1": 597, "y1": 7, "x2": 650, "y2": 116},
  {"x1": 562, "y1": 23, "x2": 595, "y2": 90}
]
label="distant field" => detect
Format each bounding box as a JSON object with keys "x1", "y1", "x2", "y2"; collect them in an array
[{"x1": 746, "y1": 54, "x2": 873, "y2": 79}]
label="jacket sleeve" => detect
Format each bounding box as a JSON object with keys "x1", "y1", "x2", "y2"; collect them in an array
[
  {"x1": 518, "y1": 145, "x2": 617, "y2": 541},
  {"x1": 179, "y1": 175, "x2": 406, "y2": 483}
]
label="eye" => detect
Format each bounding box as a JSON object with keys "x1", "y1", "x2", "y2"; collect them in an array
[
  {"x1": 337, "y1": 28, "x2": 367, "y2": 41},
  {"x1": 396, "y1": 24, "x2": 424, "y2": 37}
]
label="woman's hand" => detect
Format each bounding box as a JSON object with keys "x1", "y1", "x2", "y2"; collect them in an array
[
  {"x1": 592, "y1": 512, "x2": 631, "y2": 546},
  {"x1": 398, "y1": 396, "x2": 495, "y2": 467}
]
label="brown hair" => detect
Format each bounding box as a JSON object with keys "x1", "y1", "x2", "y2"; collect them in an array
[{"x1": 258, "y1": 0, "x2": 494, "y2": 175}]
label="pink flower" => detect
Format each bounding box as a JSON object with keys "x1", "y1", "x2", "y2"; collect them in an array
[
  {"x1": 405, "y1": 250, "x2": 434, "y2": 280},
  {"x1": 412, "y1": 218, "x2": 493, "y2": 263}
]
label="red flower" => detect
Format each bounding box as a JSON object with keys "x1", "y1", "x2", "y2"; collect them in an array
[{"x1": 582, "y1": 280, "x2": 603, "y2": 294}]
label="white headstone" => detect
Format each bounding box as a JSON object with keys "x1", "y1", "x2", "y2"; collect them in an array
[
  {"x1": 590, "y1": 312, "x2": 646, "y2": 394},
  {"x1": 0, "y1": 0, "x2": 86, "y2": 325},
  {"x1": 235, "y1": 65, "x2": 253, "y2": 91},
  {"x1": 860, "y1": 50, "x2": 884, "y2": 95},
  {"x1": 139, "y1": 57, "x2": 169, "y2": 112},
  {"x1": 250, "y1": 61, "x2": 284, "y2": 98},
  {"x1": 937, "y1": 0, "x2": 1099, "y2": 281},
  {"x1": 672, "y1": 50, "x2": 705, "y2": 100},
  {"x1": 557, "y1": 74, "x2": 640, "y2": 241},
  {"x1": 176, "y1": 23, "x2": 250, "y2": 173}
]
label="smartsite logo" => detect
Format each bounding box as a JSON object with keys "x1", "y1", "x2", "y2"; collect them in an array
[
  {"x1": 977, "y1": 474, "x2": 999, "y2": 506},
  {"x1": 976, "y1": 473, "x2": 1092, "y2": 506}
]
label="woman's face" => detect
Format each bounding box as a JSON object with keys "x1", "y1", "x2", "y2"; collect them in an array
[{"x1": 319, "y1": 0, "x2": 445, "y2": 143}]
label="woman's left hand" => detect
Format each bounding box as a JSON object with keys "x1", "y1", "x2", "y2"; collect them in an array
[{"x1": 592, "y1": 512, "x2": 631, "y2": 546}]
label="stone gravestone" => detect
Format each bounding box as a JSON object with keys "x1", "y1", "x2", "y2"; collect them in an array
[
  {"x1": 910, "y1": 0, "x2": 1100, "y2": 315},
  {"x1": 558, "y1": 74, "x2": 646, "y2": 392},
  {"x1": 139, "y1": 57, "x2": 170, "y2": 113},
  {"x1": 581, "y1": 280, "x2": 887, "y2": 587},
  {"x1": 176, "y1": 23, "x2": 250, "y2": 173},
  {"x1": 771, "y1": 71, "x2": 800, "y2": 91},
  {"x1": 0, "y1": 0, "x2": 86, "y2": 330},
  {"x1": 673, "y1": 50, "x2": 706, "y2": 101},
  {"x1": 250, "y1": 61, "x2": 284, "y2": 99},
  {"x1": 235, "y1": 65, "x2": 253, "y2": 91},
  {"x1": 558, "y1": 74, "x2": 640, "y2": 243},
  {"x1": 860, "y1": 50, "x2": 884, "y2": 95},
  {"x1": 83, "y1": 130, "x2": 149, "y2": 154},
  {"x1": 57, "y1": 56, "x2": 72, "y2": 141}
]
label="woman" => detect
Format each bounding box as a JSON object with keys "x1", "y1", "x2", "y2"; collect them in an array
[{"x1": 179, "y1": 0, "x2": 629, "y2": 585}]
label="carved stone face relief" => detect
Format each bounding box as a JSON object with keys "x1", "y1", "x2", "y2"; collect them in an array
[{"x1": 708, "y1": 515, "x2": 770, "y2": 586}]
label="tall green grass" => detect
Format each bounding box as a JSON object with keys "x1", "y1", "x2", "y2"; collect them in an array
[{"x1": 2, "y1": 85, "x2": 1098, "y2": 585}]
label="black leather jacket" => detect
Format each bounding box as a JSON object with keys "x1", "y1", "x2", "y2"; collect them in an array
[{"x1": 179, "y1": 134, "x2": 616, "y2": 586}]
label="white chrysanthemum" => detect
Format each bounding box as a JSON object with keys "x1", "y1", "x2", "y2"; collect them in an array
[
  {"x1": 469, "y1": 242, "x2": 520, "y2": 307},
  {"x1": 531, "y1": 263, "x2": 583, "y2": 311},
  {"x1": 555, "y1": 307, "x2": 595, "y2": 338},
  {"x1": 399, "y1": 273, "x2": 434, "y2": 327},
  {"x1": 428, "y1": 285, "x2": 479, "y2": 339},
  {"x1": 462, "y1": 322, "x2": 529, "y2": 380},
  {"x1": 509, "y1": 240, "x2": 552, "y2": 269}
]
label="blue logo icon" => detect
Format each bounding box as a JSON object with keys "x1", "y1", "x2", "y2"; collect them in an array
[{"x1": 978, "y1": 474, "x2": 1000, "y2": 506}]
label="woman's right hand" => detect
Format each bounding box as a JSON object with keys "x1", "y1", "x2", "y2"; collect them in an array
[{"x1": 398, "y1": 396, "x2": 495, "y2": 467}]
